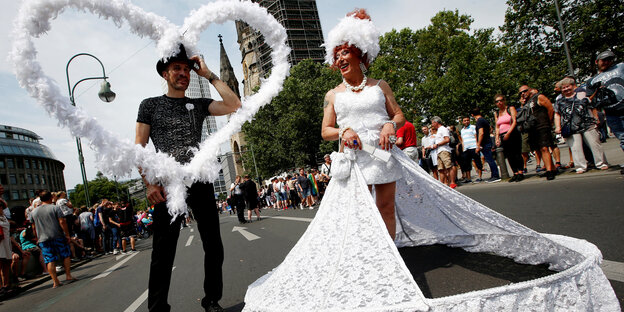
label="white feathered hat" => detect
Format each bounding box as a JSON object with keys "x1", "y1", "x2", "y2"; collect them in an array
[{"x1": 323, "y1": 10, "x2": 381, "y2": 66}]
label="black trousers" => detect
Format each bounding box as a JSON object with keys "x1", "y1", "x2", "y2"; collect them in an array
[
  {"x1": 501, "y1": 130, "x2": 524, "y2": 173},
  {"x1": 233, "y1": 194, "x2": 246, "y2": 222},
  {"x1": 148, "y1": 182, "x2": 224, "y2": 312}
]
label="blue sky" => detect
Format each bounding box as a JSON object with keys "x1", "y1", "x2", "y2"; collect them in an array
[{"x1": 0, "y1": 0, "x2": 507, "y2": 189}]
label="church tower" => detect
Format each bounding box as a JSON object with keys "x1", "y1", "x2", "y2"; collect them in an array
[
  {"x1": 218, "y1": 35, "x2": 247, "y2": 184},
  {"x1": 236, "y1": 0, "x2": 325, "y2": 96}
]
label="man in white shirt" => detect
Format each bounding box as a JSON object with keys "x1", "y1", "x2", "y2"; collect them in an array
[
  {"x1": 459, "y1": 117, "x2": 483, "y2": 182},
  {"x1": 428, "y1": 116, "x2": 454, "y2": 186}
]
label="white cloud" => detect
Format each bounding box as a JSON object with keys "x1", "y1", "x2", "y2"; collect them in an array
[{"x1": 1, "y1": 0, "x2": 507, "y2": 190}]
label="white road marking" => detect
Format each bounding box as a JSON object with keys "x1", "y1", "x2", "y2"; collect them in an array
[
  {"x1": 92, "y1": 251, "x2": 139, "y2": 280},
  {"x1": 190, "y1": 228, "x2": 194, "y2": 232},
  {"x1": 231, "y1": 215, "x2": 313, "y2": 222},
  {"x1": 124, "y1": 267, "x2": 175, "y2": 312},
  {"x1": 185, "y1": 235, "x2": 194, "y2": 247},
  {"x1": 232, "y1": 226, "x2": 260, "y2": 241},
  {"x1": 602, "y1": 260, "x2": 624, "y2": 283}
]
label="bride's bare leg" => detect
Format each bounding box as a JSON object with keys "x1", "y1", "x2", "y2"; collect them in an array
[{"x1": 369, "y1": 182, "x2": 396, "y2": 240}]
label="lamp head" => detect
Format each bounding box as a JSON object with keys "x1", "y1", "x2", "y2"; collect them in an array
[{"x1": 98, "y1": 80, "x2": 116, "y2": 102}]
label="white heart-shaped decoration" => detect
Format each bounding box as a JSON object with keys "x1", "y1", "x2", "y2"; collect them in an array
[{"x1": 10, "y1": 0, "x2": 290, "y2": 218}]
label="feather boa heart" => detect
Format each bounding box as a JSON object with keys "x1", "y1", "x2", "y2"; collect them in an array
[{"x1": 9, "y1": 0, "x2": 290, "y2": 219}]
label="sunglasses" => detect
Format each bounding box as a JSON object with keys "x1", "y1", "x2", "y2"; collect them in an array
[
  {"x1": 518, "y1": 89, "x2": 528, "y2": 96},
  {"x1": 495, "y1": 99, "x2": 504, "y2": 103}
]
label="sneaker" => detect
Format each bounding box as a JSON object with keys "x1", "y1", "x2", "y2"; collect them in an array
[
  {"x1": 449, "y1": 183, "x2": 457, "y2": 189},
  {"x1": 575, "y1": 168, "x2": 586, "y2": 174},
  {"x1": 475, "y1": 178, "x2": 483, "y2": 183},
  {"x1": 536, "y1": 166, "x2": 545, "y2": 173},
  {"x1": 131, "y1": 249, "x2": 137, "y2": 252},
  {"x1": 486, "y1": 177, "x2": 501, "y2": 183},
  {"x1": 523, "y1": 168, "x2": 528, "y2": 174},
  {"x1": 464, "y1": 179, "x2": 472, "y2": 184},
  {"x1": 508, "y1": 175, "x2": 517, "y2": 183},
  {"x1": 121, "y1": 250, "x2": 127, "y2": 255},
  {"x1": 515, "y1": 174, "x2": 524, "y2": 182},
  {"x1": 206, "y1": 302, "x2": 224, "y2": 312},
  {"x1": 113, "y1": 249, "x2": 119, "y2": 255}
]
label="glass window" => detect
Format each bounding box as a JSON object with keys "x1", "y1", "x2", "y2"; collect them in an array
[
  {"x1": 9, "y1": 174, "x2": 17, "y2": 184},
  {"x1": 24, "y1": 159, "x2": 30, "y2": 169},
  {"x1": 0, "y1": 174, "x2": 6, "y2": 185},
  {"x1": 44, "y1": 162, "x2": 48, "y2": 170},
  {"x1": 2, "y1": 192, "x2": 8, "y2": 202},
  {"x1": 32, "y1": 160, "x2": 37, "y2": 169},
  {"x1": 29, "y1": 190, "x2": 35, "y2": 198},
  {"x1": 17, "y1": 158, "x2": 24, "y2": 169},
  {"x1": 19, "y1": 174, "x2": 25, "y2": 184},
  {"x1": 27, "y1": 174, "x2": 32, "y2": 184},
  {"x1": 0, "y1": 132, "x2": 5, "y2": 138},
  {"x1": 19, "y1": 135, "x2": 24, "y2": 140},
  {"x1": 11, "y1": 190, "x2": 19, "y2": 200},
  {"x1": 34, "y1": 174, "x2": 40, "y2": 185},
  {"x1": 7, "y1": 158, "x2": 14, "y2": 168},
  {"x1": 41, "y1": 175, "x2": 46, "y2": 185},
  {"x1": 38, "y1": 161, "x2": 43, "y2": 169},
  {"x1": 21, "y1": 189, "x2": 28, "y2": 199},
  {"x1": 0, "y1": 160, "x2": 4, "y2": 169}
]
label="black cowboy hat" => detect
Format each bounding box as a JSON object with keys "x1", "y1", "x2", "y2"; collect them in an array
[{"x1": 156, "y1": 44, "x2": 195, "y2": 77}]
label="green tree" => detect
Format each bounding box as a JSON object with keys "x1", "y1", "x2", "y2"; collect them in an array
[
  {"x1": 370, "y1": 10, "x2": 504, "y2": 125},
  {"x1": 500, "y1": 0, "x2": 624, "y2": 99},
  {"x1": 241, "y1": 59, "x2": 341, "y2": 177},
  {"x1": 69, "y1": 171, "x2": 129, "y2": 207}
]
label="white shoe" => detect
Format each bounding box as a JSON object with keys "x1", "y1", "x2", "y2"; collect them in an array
[{"x1": 113, "y1": 249, "x2": 119, "y2": 255}]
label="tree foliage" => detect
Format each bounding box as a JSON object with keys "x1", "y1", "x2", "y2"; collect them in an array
[
  {"x1": 500, "y1": 0, "x2": 624, "y2": 100},
  {"x1": 241, "y1": 59, "x2": 341, "y2": 178},
  {"x1": 370, "y1": 10, "x2": 503, "y2": 125},
  {"x1": 69, "y1": 171, "x2": 129, "y2": 207}
]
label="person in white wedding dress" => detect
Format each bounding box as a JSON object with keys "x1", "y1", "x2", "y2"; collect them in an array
[
  {"x1": 321, "y1": 8, "x2": 405, "y2": 240},
  {"x1": 242, "y1": 9, "x2": 620, "y2": 312}
]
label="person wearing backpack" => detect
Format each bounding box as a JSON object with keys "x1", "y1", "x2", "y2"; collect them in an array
[
  {"x1": 518, "y1": 85, "x2": 557, "y2": 180},
  {"x1": 494, "y1": 94, "x2": 525, "y2": 182}
]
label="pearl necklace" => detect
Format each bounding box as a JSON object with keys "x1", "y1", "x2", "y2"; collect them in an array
[{"x1": 343, "y1": 75, "x2": 367, "y2": 92}]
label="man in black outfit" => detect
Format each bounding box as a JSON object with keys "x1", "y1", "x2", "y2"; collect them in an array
[
  {"x1": 135, "y1": 44, "x2": 241, "y2": 312},
  {"x1": 241, "y1": 175, "x2": 260, "y2": 221}
]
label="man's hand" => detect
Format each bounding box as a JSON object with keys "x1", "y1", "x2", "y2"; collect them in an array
[
  {"x1": 475, "y1": 146, "x2": 481, "y2": 153},
  {"x1": 147, "y1": 184, "x2": 166, "y2": 205},
  {"x1": 190, "y1": 55, "x2": 217, "y2": 81}
]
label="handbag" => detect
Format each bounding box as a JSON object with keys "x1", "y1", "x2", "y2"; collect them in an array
[{"x1": 560, "y1": 97, "x2": 577, "y2": 138}]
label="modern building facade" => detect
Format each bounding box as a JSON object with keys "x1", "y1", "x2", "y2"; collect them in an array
[{"x1": 0, "y1": 125, "x2": 66, "y2": 207}]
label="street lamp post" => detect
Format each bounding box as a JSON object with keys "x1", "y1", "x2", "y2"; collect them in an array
[
  {"x1": 554, "y1": 0, "x2": 575, "y2": 76},
  {"x1": 66, "y1": 53, "x2": 116, "y2": 208}
]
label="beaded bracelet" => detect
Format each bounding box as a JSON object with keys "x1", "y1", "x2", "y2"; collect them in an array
[{"x1": 384, "y1": 120, "x2": 397, "y2": 130}]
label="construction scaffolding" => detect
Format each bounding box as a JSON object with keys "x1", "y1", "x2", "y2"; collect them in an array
[{"x1": 236, "y1": 0, "x2": 324, "y2": 94}]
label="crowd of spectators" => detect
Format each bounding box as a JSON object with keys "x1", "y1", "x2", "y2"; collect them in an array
[
  {"x1": 221, "y1": 161, "x2": 333, "y2": 223},
  {"x1": 415, "y1": 50, "x2": 623, "y2": 187},
  {"x1": 0, "y1": 183, "x2": 151, "y2": 298}
]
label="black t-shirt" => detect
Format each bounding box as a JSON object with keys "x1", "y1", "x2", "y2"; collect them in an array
[
  {"x1": 297, "y1": 175, "x2": 310, "y2": 189},
  {"x1": 475, "y1": 117, "x2": 491, "y2": 147},
  {"x1": 102, "y1": 207, "x2": 112, "y2": 226},
  {"x1": 108, "y1": 209, "x2": 121, "y2": 228},
  {"x1": 137, "y1": 95, "x2": 213, "y2": 164}
]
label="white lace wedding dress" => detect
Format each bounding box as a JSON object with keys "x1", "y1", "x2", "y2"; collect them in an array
[{"x1": 242, "y1": 83, "x2": 619, "y2": 311}]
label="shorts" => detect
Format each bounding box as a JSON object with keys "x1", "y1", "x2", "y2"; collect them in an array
[
  {"x1": 437, "y1": 151, "x2": 453, "y2": 170},
  {"x1": 403, "y1": 146, "x2": 419, "y2": 163},
  {"x1": 39, "y1": 237, "x2": 71, "y2": 264},
  {"x1": 528, "y1": 127, "x2": 555, "y2": 151},
  {"x1": 301, "y1": 187, "x2": 311, "y2": 198},
  {"x1": 521, "y1": 133, "x2": 531, "y2": 153},
  {"x1": 121, "y1": 226, "x2": 137, "y2": 239}
]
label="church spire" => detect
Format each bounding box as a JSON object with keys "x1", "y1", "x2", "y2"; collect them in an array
[{"x1": 219, "y1": 34, "x2": 240, "y2": 98}]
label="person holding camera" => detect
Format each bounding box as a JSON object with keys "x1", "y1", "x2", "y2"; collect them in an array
[
  {"x1": 586, "y1": 50, "x2": 624, "y2": 174},
  {"x1": 554, "y1": 77, "x2": 608, "y2": 173}
]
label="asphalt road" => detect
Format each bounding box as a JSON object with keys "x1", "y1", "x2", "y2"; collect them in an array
[{"x1": 3, "y1": 170, "x2": 623, "y2": 311}]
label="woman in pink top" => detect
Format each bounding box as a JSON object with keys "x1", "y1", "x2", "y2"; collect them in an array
[{"x1": 494, "y1": 94, "x2": 525, "y2": 182}]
